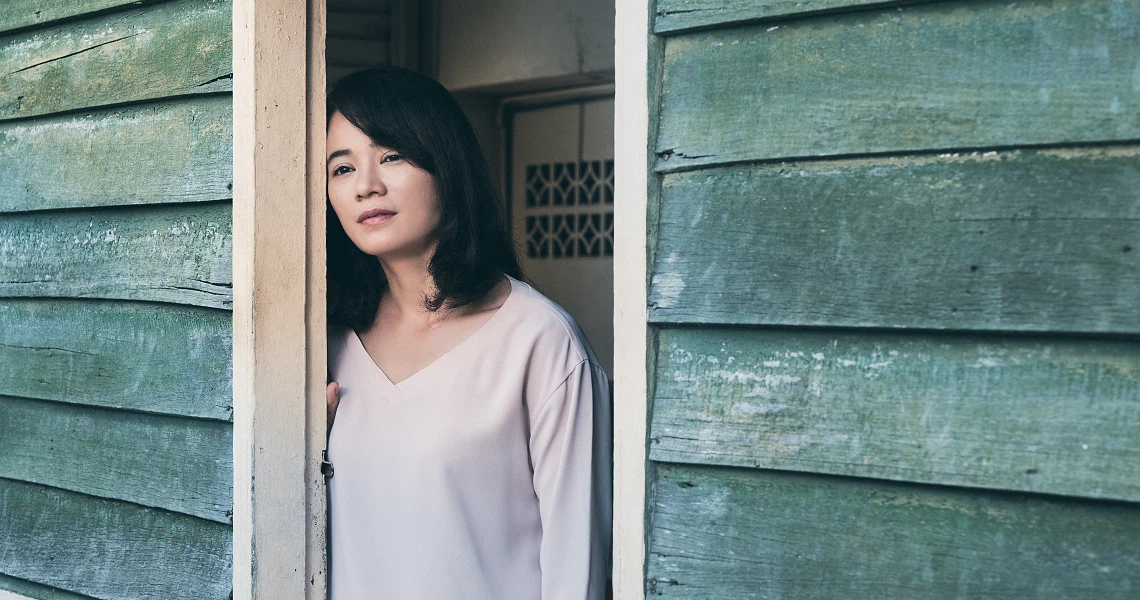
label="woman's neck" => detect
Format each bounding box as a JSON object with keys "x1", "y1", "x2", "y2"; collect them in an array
[{"x1": 376, "y1": 251, "x2": 439, "y2": 323}]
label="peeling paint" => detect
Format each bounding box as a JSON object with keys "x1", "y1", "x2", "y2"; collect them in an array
[{"x1": 653, "y1": 272, "x2": 686, "y2": 308}]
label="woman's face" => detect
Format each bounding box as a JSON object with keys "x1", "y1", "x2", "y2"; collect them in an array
[{"x1": 326, "y1": 111, "x2": 441, "y2": 261}]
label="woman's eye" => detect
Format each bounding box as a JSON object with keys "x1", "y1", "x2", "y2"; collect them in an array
[
  {"x1": 383, "y1": 154, "x2": 402, "y2": 163},
  {"x1": 332, "y1": 165, "x2": 352, "y2": 176}
]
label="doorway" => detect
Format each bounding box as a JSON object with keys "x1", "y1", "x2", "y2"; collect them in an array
[{"x1": 505, "y1": 94, "x2": 616, "y2": 376}]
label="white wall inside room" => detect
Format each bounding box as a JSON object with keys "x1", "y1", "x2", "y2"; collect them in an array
[{"x1": 436, "y1": 0, "x2": 615, "y2": 92}]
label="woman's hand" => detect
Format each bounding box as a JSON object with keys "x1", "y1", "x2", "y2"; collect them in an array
[{"x1": 326, "y1": 381, "x2": 340, "y2": 434}]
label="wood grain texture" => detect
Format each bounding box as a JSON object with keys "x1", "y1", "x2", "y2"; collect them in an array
[
  {"x1": 0, "y1": 479, "x2": 231, "y2": 600},
  {"x1": 0, "y1": 574, "x2": 93, "y2": 600},
  {"x1": 0, "y1": 395, "x2": 232, "y2": 522},
  {"x1": 0, "y1": 96, "x2": 232, "y2": 213},
  {"x1": 655, "y1": 0, "x2": 1140, "y2": 171},
  {"x1": 0, "y1": 201, "x2": 233, "y2": 308},
  {"x1": 655, "y1": 0, "x2": 916, "y2": 34},
  {"x1": 0, "y1": 0, "x2": 161, "y2": 36},
  {"x1": 0, "y1": 299, "x2": 231, "y2": 419},
  {"x1": 649, "y1": 463, "x2": 1140, "y2": 599},
  {"x1": 652, "y1": 327, "x2": 1140, "y2": 501},
  {"x1": 649, "y1": 147, "x2": 1140, "y2": 331},
  {"x1": 0, "y1": 0, "x2": 232, "y2": 121}
]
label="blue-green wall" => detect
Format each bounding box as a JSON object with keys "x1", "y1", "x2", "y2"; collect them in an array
[
  {"x1": 0, "y1": 1, "x2": 233, "y2": 598},
  {"x1": 644, "y1": 0, "x2": 1140, "y2": 597}
]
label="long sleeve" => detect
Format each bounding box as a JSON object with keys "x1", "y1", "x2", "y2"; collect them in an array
[{"x1": 528, "y1": 359, "x2": 613, "y2": 600}]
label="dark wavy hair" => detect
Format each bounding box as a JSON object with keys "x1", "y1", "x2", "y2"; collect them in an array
[{"x1": 326, "y1": 66, "x2": 524, "y2": 331}]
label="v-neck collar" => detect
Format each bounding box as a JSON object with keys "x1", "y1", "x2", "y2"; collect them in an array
[{"x1": 346, "y1": 275, "x2": 519, "y2": 398}]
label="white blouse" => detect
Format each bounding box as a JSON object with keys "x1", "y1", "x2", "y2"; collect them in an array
[{"x1": 326, "y1": 275, "x2": 612, "y2": 600}]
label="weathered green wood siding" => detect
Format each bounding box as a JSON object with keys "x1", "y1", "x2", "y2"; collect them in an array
[
  {"x1": 644, "y1": 0, "x2": 1140, "y2": 596},
  {"x1": 0, "y1": 480, "x2": 231, "y2": 600},
  {"x1": 0, "y1": 0, "x2": 232, "y2": 597},
  {"x1": 650, "y1": 464, "x2": 1140, "y2": 599},
  {"x1": 0, "y1": 97, "x2": 232, "y2": 212},
  {"x1": 652, "y1": 327, "x2": 1140, "y2": 501},
  {"x1": 0, "y1": 0, "x2": 231, "y2": 120},
  {"x1": 0, "y1": 201, "x2": 233, "y2": 308},
  {"x1": 654, "y1": 0, "x2": 931, "y2": 33},
  {"x1": 654, "y1": 0, "x2": 1140, "y2": 171},
  {"x1": 650, "y1": 147, "x2": 1140, "y2": 329},
  {"x1": 0, "y1": 1, "x2": 163, "y2": 35},
  {"x1": 0, "y1": 299, "x2": 232, "y2": 419}
]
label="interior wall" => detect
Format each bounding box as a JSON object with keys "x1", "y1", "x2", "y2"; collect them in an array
[
  {"x1": 452, "y1": 92, "x2": 504, "y2": 196},
  {"x1": 435, "y1": 0, "x2": 615, "y2": 93}
]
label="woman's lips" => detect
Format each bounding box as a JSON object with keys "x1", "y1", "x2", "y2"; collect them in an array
[{"x1": 358, "y1": 208, "x2": 396, "y2": 225}]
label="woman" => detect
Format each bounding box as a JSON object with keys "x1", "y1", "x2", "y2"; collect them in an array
[{"x1": 322, "y1": 66, "x2": 612, "y2": 600}]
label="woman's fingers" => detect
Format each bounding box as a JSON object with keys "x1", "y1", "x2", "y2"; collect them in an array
[{"x1": 326, "y1": 381, "x2": 340, "y2": 431}]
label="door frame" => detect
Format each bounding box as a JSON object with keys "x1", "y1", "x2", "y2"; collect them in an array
[
  {"x1": 612, "y1": 0, "x2": 651, "y2": 597},
  {"x1": 232, "y1": 0, "x2": 328, "y2": 598}
]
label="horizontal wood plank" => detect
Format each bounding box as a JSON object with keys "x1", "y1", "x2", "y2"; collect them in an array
[
  {"x1": 652, "y1": 327, "x2": 1140, "y2": 501},
  {"x1": 655, "y1": 0, "x2": 918, "y2": 34},
  {"x1": 0, "y1": 0, "x2": 231, "y2": 121},
  {"x1": 0, "y1": 299, "x2": 231, "y2": 419},
  {"x1": 0, "y1": 574, "x2": 93, "y2": 600},
  {"x1": 649, "y1": 464, "x2": 1140, "y2": 599},
  {"x1": 0, "y1": 97, "x2": 232, "y2": 212},
  {"x1": 0, "y1": 0, "x2": 161, "y2": 36},
  {"x1": 649, "y1": 147, "x2": 1140, "y2": 331},
  {"x1": 0, "y1": 201, "x2": 233, "y2": 308},
  {"x1": 656, "y1": 0, "x2": 1140, "y2": 170},
  {"x1": 0, "y1": 479, "x2": 231, "y2": 600},
  {"x1": 0, "y1": 395, "x2": 232, "y2": 522}
]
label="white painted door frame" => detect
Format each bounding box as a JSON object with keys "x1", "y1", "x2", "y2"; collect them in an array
[
  {"x1": 613, "y1": 0, "x2": 651, "y2": 597},
  {"x1": 232, "y1": 0, "x2": 328, "y2": 598}
]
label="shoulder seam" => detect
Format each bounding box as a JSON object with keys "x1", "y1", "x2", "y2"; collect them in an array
[
  {"x1": 518, "y1": 291, "x2": 588, "y2": 364},
  {"x1": 533, "y1": 358, "x2": 591, "y2": 423}
]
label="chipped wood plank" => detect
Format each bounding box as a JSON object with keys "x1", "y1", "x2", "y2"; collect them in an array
[
  {"x1": 0, "y1": 479, "x2": 231, "y2": 600},
  {"x1": 0, "y1": 395, "x2": 232, "y2": 522},
  {"x1": 0, "y1": 573, "x2": 93, "y2": 600},
  {"x1": 0, "y1": 97, "x2": 232, "y2": 212},
  {"x1": 0, "y1": 201, "x2": 233, "y2": 309},
  {"x1": 0, "y1": 0, "x2": 162, "y2": 36},
  {"x1": 652, "y1": 327, "x2": 1140, "y2": 501},
  {"x1": 649, "y1": 464, "x2": 1140, "y2": 599},
  {"x1": 656, "y1": 0, "x2": 1140, "y2": 170},
  {"x1": 0, "y1": 0, "x2": 231, "y2": 121},
  {"x1": 654, "y1": 0, "x2": 926, "y2": 34},
  {"x1": 0, "y1": 298, "x2": 231, "y2": 419},
  {"x1": 649, "y1": 147, "x2": 1140, "y2": 331}
]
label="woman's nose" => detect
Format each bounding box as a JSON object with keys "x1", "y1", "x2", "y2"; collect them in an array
[{"x1": 355, "y1": 163, "x2": 387, "y2": 198}]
